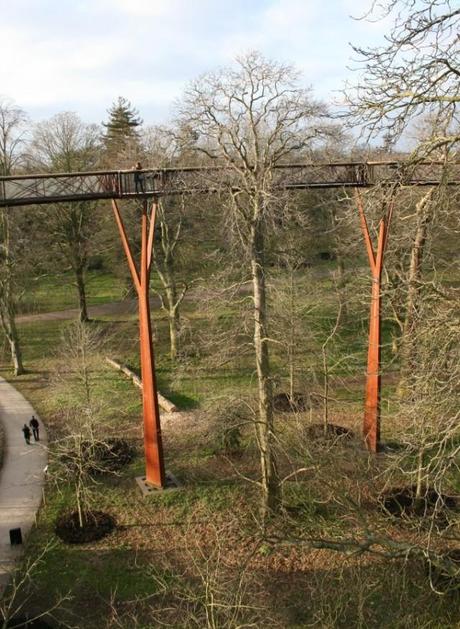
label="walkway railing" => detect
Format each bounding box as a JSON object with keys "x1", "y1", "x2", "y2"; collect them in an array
[{"x1": 0, "y1": 161, "x2": 459, "y2": 207}]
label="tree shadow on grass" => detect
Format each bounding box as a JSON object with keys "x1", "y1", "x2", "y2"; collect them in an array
[{"x1": 261, "y1": 556, "x2": 460, "y2": 628}]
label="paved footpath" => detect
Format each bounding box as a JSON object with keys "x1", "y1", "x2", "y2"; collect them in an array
[{"x1": 0, "y1": 376, "x2": 47, "y2": 593}]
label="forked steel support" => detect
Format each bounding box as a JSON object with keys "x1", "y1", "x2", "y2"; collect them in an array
[
  {"x1": 111, "y1": 198, "x2": 166, "y2": 487},
  {"x1": 355, "y1": 190, "x2": 394, "y2": 453}
]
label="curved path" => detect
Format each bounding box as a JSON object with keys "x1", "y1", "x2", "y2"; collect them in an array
[
  {"x1": 16, "y1": 299, "x2": 139, "y2": 324},
  {"x1": 0, "y1": 377, "x2": 47, "y2": 593}
]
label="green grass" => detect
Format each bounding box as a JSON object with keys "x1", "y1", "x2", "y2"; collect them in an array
[
  {"x1": 37, "y1": 547, "x2": 161, "y2": 600},
  {"x1": 2, "y1": 258, "x2": 459, "y2": 628},
  {"x1": 144, "y1": 479, "x2": 241, "y2": 514},
  {"x1": 19, "y1": 271, "x2": 125, "y2": 314}
]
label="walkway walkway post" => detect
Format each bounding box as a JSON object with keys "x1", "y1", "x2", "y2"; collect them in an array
[
  {"x1": 111, "y1": 198, "x2": 166, "y2": 487},
  {"x1": 355, "y1": 190, "x2": 394, "y2": 452}
]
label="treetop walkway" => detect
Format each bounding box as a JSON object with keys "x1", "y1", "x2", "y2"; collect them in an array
[
  {"x1": 1, "y1": 160, "x2": 459, "y2": 208},
  {"x1": 2, "y1": 158, "x2": 459, "y2": 486}
]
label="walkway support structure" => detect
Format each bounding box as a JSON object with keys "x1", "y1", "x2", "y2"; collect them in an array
[
  {"x1": 355, "y1": 190, "x2": 394, "y2": 453},
  {"x1": 4, "y1": 162, "x2": 458, "y2": 461},
  {"x1": 111, "y1": 198, "x2": 165, "y2": 487}
]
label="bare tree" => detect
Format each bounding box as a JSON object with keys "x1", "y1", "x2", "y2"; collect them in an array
[
  {"x1": 152, "y1": 198, "x2": 188, "y2": 361},
  {"x1": 388, "y1": 294, "x2": 460, "y2": 504},
  {"x1": 0, "y1": 542, "x2": 71, "y2": 628},
  {"x1": 0, "y1": 98, "x2": 26, "y2": 375},
  {"x1": 395, "y1": 187, "x2": 434, "y2": 394},
  {"x1": 30, "y1": 112, "x2": 101, "y2": 322},
  {"x1": 393, "y1": 115, "x2": 456, "y2": 394},
  {"x1": 141, "y1": 128, "x2": 191, "y2": 361},
  {"x1": 320, "y1": 293, "x2": 343, "y2": 433},
  {"x1": 178, "y1": 51, "x2": 330, "y2": 515},
  {"x1": 270, "y1": 214, "x2": 316, "y2": 405},
  {"x1": 50, "y1": 321, "x2": 115, "y2": 527},
  {"x1": 346, "y1": 0, "x2": 460, "y2": 155}
]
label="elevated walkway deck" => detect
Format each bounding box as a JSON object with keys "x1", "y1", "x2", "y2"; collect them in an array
[{"x1": 1, "y1": 160, "x2": 458, "y2": 208}]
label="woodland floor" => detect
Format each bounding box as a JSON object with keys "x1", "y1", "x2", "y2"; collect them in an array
[{"x1": 0, "y1": 270, "x2": 459, "y2": 628}]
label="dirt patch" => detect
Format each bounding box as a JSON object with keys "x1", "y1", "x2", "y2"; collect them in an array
[
  {"x1": 91, "y1": 438, "x2": 136, "y2": 473},
  {"x1": 379, "y1": 486, "x2": 458, "y2": 520},
  {"x1": 305, "y1": 423, "x2": 355, "y2": 442},
  {"x1": 274, "y1": 392, "x2": 308, "y2": 413},
  {"x1": 60, "y1": 438, "x2": 136, "y2": 474},
  {"x1": 55, "y1": 510, "x2": 116, "y2": 544}
]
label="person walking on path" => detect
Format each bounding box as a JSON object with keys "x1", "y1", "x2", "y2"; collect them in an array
[
  {"x1": 0, "y1": 375, "x2": 47, "y2": 596},
  {"x1": 22, "y1": 424, "x2": 31, "y2": 445},
  {"x1": 29, "y1": 416, "x2": 40, "y2": 441}
]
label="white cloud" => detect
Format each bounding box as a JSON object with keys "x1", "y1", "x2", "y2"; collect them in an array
[
  {"x1": 0, "y1": 24, "x2": 124, "y2": 106},
  {"x1": 95, "y1": 0, "x2": 183, "y2": 17},
  {"x1": 263, "y1": 0, "x2": 318, "y2": 32},
  {"x1": 0, "y1": 0, "x2": 392, "y2": 122}
]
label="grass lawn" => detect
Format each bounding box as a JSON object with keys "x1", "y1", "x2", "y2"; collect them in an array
[
  {"x1": 0, "y1": 267, "x2": 459, "y2": 628},
  {"x1": 19, "y1": 271, "x2": 126, "y2": 314}
]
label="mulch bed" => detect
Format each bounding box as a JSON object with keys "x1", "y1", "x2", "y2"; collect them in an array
[
  {"x1": 379, "y1": 486, "x2": 458, "y2": 520},
  {"x1": 91, "y1": 438, "x2": 136, "y2": 473},
  {"x1": 55, "y1": 510, "x2": 116, "y2": 544},
  {"x1": 61, "y1": 438, "x2": 136, "y2": 474},
  {"x1": 305, "y1": 423, "x2": 355, "y2": 441},
  {"x1": 273, "y1": 392, "x2": 308, "y2": 413}
]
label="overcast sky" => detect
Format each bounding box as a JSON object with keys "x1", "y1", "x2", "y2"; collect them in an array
[{"x1": 0, "y1": 0, "x2": 392, "y2": 126}]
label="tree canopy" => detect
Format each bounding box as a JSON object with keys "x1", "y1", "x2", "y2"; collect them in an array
[{"x1": 346, "y1": 0, "x2": 460, "y2": 156}]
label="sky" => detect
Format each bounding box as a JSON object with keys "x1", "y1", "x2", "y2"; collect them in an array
[{"x1": 0, "y1": 0, "x2": 393, "y2": 126}]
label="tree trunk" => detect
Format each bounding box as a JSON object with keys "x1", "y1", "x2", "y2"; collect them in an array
[
  {"x1": 398, "y1": 191, "x2": 432, "y2": 397},
  {"x1": 168, "y1": 313, "x2": 179, "y2": 361},
  {"x1": 75, "y1": 264, "x2": 89, "y2": 323},
  {"x1": 415, "y1": 449, "x2": 424, "y2": 501},
  {"x1": 335, "y1": 257, "x2": 347, "y2": 322},
  {"x1": 0, "y1": 306, "x2": 24, "y2": 376},
  {"x1": 0, "y1": 209, "x2": 25, "y2": 375},
  {"x1": 76, "y1": 480, "x2": 84, "y2": 528},
  {"x1": 7, "y1": 316, "x2": 23, "y2": 376},
  {"x1": 250, "y1": 213, "x2": 280, "y2": 517},
  {"x1": 322, "y1": 346, "x2": 329, "y2": 433},
  {"x1": 155, "y1": 206, "x2": 184, "y2": 362},
  {"x1": 331, "y1": 206, "x2": 347, "y2": 320},
  {"x1": 288, "y1": 270, "x2": 295, "y2": 402},
  {"x1": 165, "y1": 283, "x2": 180, "y2": 361}
]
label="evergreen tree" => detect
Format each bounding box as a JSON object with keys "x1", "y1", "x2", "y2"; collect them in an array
[{"x1": 102, "y1": 96, "x2": 143, "y2": 165}]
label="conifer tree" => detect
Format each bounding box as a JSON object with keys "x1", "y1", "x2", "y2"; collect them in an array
[{"x1": 102, "y1": 97, "x2": 143, "y2": 165}]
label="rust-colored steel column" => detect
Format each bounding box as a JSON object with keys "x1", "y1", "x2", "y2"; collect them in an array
[
  {"x1": 355, "y1": 190, "x2": 393, "y2": 453},
  {"x1": 363, "y1": 223, "x2": 384, "y2": 452},
  {"x1": 111, "y1": 198, "x2": 166, "y2": 487}
]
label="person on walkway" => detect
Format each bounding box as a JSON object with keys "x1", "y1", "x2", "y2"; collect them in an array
[
  {"x1": 29, "y1": 415, "x2": 39, "y2": 441},
  {"x1": 133, "y1": 162, "x2": 144, "y2": 193},
  {"x1": 22, "y1": 424, "x2": 31, "y2": 445}
]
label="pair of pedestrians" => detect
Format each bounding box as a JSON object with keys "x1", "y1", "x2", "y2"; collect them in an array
[{"x1": 21, "y1": 416, "x2": 40, "y2": 445}]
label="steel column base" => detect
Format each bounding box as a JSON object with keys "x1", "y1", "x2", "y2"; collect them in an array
[{"x1": 135, "y1": 472, "x2": 181, "y2": 497}]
